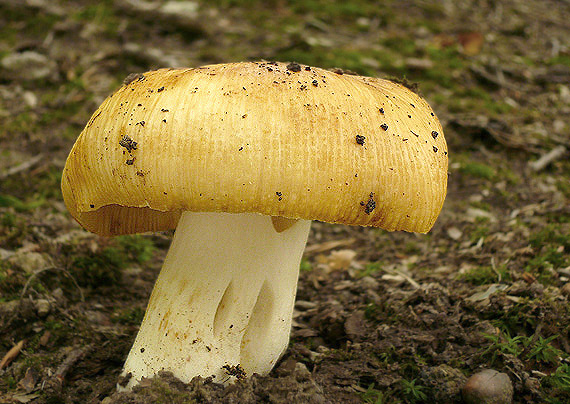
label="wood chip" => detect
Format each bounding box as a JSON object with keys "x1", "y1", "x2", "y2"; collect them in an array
[
  {"x1": 529, "y1": 145, "x2": 567, "y2": 171},
  {"x1": 0, "y1": 339, "x2": 25, "y2": 369}
]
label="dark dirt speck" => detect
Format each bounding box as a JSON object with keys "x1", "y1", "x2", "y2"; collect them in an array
[
  {"x1": 286, "y1": 62, "x2": 301, "y2": 72},
  {"x1": 123, "y1": 73, "x2": 145, "y2": 85},
  {"x1": 360, "y1": 192, "x2": 376, "y2": 214},
  {"x1": 119, "y1": 135, "x2": 137, "y2": 152}
]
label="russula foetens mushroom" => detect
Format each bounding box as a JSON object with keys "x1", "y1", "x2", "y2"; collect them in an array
[{"x1": 61, "y1": 61, "x2": 448, "y2": 389}]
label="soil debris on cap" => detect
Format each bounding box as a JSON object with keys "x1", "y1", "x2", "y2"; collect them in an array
[
  {"x1": 286, "y1": 62, "x2": 301, "y2": 72},
  {"x1": 222, "y1": 364, "x2": 246, "y2": 380},
  {"x1": 355, "y1": 135, "x2": 366, "y2": 145},
  {"x1": 119, "y1": 135, "x2": 137, "y2": 152},
  {"x1": 123, "y1": 73, "x2": 145, "y2": 85},
  {"x1": 360, "y1": 192, "x2": 376, "y2": 214}
]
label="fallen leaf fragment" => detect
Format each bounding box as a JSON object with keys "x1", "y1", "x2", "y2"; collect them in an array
[
  {"x1": 11, "y1": 393, "x2": 40, "y2": 404},
  {"x1": 18, "y1": 367, "x2": 40, "y2": 392},
  {"x1": 466, "y1": 284, "x2": 508, "y2": 302}
]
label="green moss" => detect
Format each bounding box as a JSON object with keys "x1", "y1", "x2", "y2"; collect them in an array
[
  {"x1": 68, "y1": 235, "x2": 155, "y2": 287},
  {"x1": 357, "y1": 261, "x2": 383, "y2": 278},
  {"x1": 113, "y1": 306, "x2": 145, "y2": 325},
  {"x1": 525, "y1": 224, "x2": 570, "y2": 284},
  {"x1": 116, "y1": 235, "x2": 156, "y2": 264},
  {"x1": 72, "y1": 1, "x2": 119, "y2": 34},
  {"x1": 469, "y1": 222, "x2": 490, "y2": 243},
  {"x1": 0, "y1": 165, "x2": 62, "y2": 205},
  {"x1": 546, "y1": 55, "x2": 570, "y2": 67},
  {"x1": 498, "y1": 165, "x2": 521, "y2": 185},
  {"x1": 458, "y1": 265, "x2": 509, "y2": 285},
  {"x1": 556, "y1": 179, "x2": 570, "y2": 198},
  {"x1": 300, "y1": 258, "x2": 313, "y2": 272},
  {"x1": 459, "y1": 161, "x2": 496, "y2": 181},
  {"x1": 0, "y1": 9, "x2": 59, "y2": 41}
]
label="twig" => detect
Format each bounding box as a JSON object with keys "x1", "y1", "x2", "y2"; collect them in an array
[
  {"x1": 42, "y1": 346, "x2": 91, "y2": 393},
  {"x1": 469, "y1": 64, "x2": 520, "y2": 91},
  {"x1": 2, "y1": 267, "x2": 84, "y2": 332},
  {"x1": 383, "y1": 267, "x2": 421, "y2": 290},
  {"x1": 54, "y1": 346, "x2": 90, "y2": 381},
  {"x1": 0, "y1": 154, "x2": 43, "y2": 180},
  {"x1": 19, "y1": 266, "x2": 84, "y2": 303},
  {"x1": 529, "y1": 145, "x2": 567, "y2": 171},
  {"x1": 304, "y1": 238, "x2": 355, "y2": 254}
]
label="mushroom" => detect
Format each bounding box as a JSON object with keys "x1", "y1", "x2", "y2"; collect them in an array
[{"x1": 61, "y1": 61, "x2": 448, "y2": 389}]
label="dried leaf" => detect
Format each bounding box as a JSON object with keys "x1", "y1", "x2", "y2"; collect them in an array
[
  {"x1": 466, "y1": 284, "x2": 508, "y2": 302},
  {"x1": 458, "y1": 32, "x2": 484, "y2": 56},
  {"x1": 11, "y1": 393, "x2": 40, "y2": 403},
  {"x1": 326, "y1": 249, "x2": 357, "y2": 271},
  {"x1": 18, "y1": 368, "x2": 39, "y2": 392}
]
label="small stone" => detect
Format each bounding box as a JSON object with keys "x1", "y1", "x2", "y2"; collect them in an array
[
  {"x1": 161, "y1": 1, "x2": 199, "y2": 18},
  {"x1": 560, "y1": 282, "x2": 570, "y2": 297},
  {"x1": 8, "y1": 252, "x2": 50, "y2": 274},
  {"x1": 358, "y1": 276, "x2": 379, "y2": 290},
  {"x1": 294, "y1": 362, "x2": 311, "y2": 381},
  {"x1": 35, "y1": 299, "x2": 50, "y2": 317},
  {"x1": 447, "y1": 226, "x2": 463, "y2": 240},
  {"x1": 463, "y1": 369, "x2": 513, "y2": 404}
]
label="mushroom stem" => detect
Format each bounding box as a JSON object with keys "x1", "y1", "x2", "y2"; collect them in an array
[{"x1": 120, "y1": 212, "x2": 311, "y2": 389}]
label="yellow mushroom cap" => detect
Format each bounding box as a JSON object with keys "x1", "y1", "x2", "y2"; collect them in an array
[{"x1": 61, "y1": 61, "x2": 448, "y2": 236}]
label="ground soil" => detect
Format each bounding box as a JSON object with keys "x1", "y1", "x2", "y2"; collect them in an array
[{"x1": 1, "y1": 1, "x2": 569, "y2": 403}]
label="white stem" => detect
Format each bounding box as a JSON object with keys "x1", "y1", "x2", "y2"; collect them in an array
[{"x1": 121, "y1": 212, "x2": 311, "y2": 389}]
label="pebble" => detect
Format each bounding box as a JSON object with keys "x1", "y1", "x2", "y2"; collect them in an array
[
  {"x1": 35, "y1": 299, "x2": 51, "y2": 317},
  {"x1": 8, "y1": 252, "x2": 50, "y2": 274},
  {"x1": 462, "y1": 369, "x2": 513, "y2": 404},
  {"x1": 560, "y1": 282, "x2": 570, "y2": 297}
]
